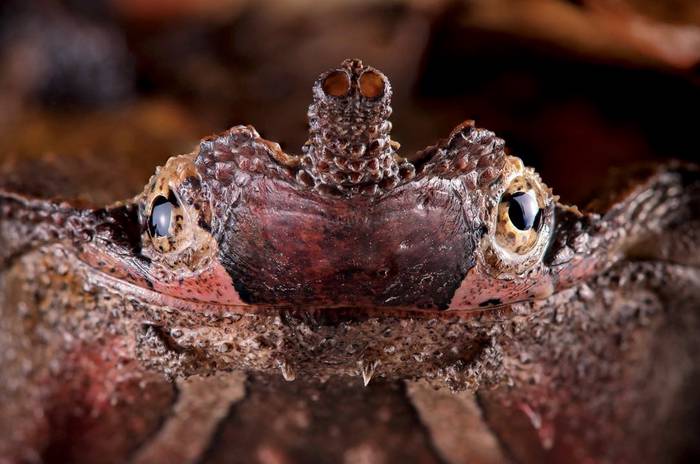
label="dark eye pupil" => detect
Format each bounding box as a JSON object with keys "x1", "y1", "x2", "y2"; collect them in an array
[
  {"x1": 149, "y1": 195, "x2": 175, "y2": 237},
  {"x1": 508, "y1": 192, "x2": 541, "y2": 231}
]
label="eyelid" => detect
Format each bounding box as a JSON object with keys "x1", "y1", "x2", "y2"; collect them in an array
[{"x1": 167, "y1": 189, "x2": 180, "y2": 206}]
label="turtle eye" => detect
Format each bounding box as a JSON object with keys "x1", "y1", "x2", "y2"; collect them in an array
[
  {"x1": 495, "y1": 176, "x2": 547, "y2": 255},
  {"x1": 507, "y1": 192, "x2": 542, "y2": 231},
  {"x1": 148, "y1": 192, "x2": 178, "y2": 238},
  {"x1": 138, "y1": 155, "x2": 216, "y2": 268}
]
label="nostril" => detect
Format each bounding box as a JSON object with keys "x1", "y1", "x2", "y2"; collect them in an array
[
  {"x1": 358, "y1": 70, "x2": 384, "y2": 99},
  {"x1": 322, "y1": 70, "x2": 351, "y2": 97}
]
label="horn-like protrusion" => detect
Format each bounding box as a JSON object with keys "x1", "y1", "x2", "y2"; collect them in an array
[{"x1": 298, "y1": 59, "x2": 415, "y2": 196}]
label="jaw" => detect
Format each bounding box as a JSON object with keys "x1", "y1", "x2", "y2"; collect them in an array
[
  {"x1": 77, "y1": 238, "x2": 530, "y2": 318},
  {"x1": 77, "y1": 219, "x2": 699, "y2": 321}
]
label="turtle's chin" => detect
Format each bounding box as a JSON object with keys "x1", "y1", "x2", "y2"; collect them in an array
[{"x1": 133, "y1": 302, "x2": 500, "y2": 390}]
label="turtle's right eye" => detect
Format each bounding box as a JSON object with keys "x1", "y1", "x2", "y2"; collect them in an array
[
  {"x1": 494, "y1": 174, "x2": 551, "y2": 256},
  {"x1": 506, "y1": 191, "x2": 542, "y2": 232},
  {"x1": 148, "y1": 194, "x2": 176, "y2": 238}
]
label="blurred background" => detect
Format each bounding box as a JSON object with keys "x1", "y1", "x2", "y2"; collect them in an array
[{"x1": 0, "y1": 0, "x2": 698, "y2": 204}]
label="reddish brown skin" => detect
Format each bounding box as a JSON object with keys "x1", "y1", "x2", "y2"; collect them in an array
[
  {"x1": 222, "y1": 178, "x2": 471, "y2": 308},
  {"x1": 1, "y1": 59, "x2": 699, "y2": 464}
]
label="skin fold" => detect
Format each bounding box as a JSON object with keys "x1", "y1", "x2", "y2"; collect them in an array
[{"x1": 0, "y1": 59, "x2": 699, "y2": 464}]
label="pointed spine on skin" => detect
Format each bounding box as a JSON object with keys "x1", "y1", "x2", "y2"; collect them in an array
[
  {"x1": 359, "y1": 359, "x2": 380, "y2": 387},
  {"x1": 279, "y1": 360, "x2": 296, "y2": 382}
]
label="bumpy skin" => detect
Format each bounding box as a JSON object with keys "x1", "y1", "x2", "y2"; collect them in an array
[{"x1": 1, "y1": 59, "x2": 699, "y2": 464}]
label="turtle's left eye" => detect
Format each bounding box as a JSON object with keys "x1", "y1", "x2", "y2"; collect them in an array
[
  {"x1": 139, "y1": 155, "x2": 216, "y2": 268},
  {"x1": 147, "y1": 191, "x2": 180, "y2": 243},
  {"x1": 148, "y1": 195, "x2": 176, "y2": 237}
]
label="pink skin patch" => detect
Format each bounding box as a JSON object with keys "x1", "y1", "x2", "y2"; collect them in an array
[
  {"x1": 78, "y1": 247, "x2": 606, "y2": 313},
  {"x1": 449, "y1": 252, "x2": 609, "y2": 310},
  {"x1": 448, "y1": 264, "x2": 555, "y2": 310},
  {"x1": 78, "y1": 245, "x2": 246, "y2": 307},
  {"x1": 150, "y1": 262, "x2": 244, "y2": 305}
]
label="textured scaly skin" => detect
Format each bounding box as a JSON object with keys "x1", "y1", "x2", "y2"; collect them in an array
[{"x1": 1, "y1": 59, "x2": 699, "y2": 464}]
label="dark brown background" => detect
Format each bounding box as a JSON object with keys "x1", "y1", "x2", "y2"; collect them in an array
[{"x1": 1, "y1": 0, "x2": 698, "y2": 204}]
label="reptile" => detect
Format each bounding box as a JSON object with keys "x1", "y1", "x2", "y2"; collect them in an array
[{"x1": 1, "y1": 59, "x2": 699, "y2": 464}]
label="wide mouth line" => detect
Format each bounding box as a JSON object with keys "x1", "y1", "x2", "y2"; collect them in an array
[
  {"x1": 70, "y1": 244, "x2": 700, "y2": 319},
  {"x1": 80, "y1": 258, "x2": 523, "y2": 321}
]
